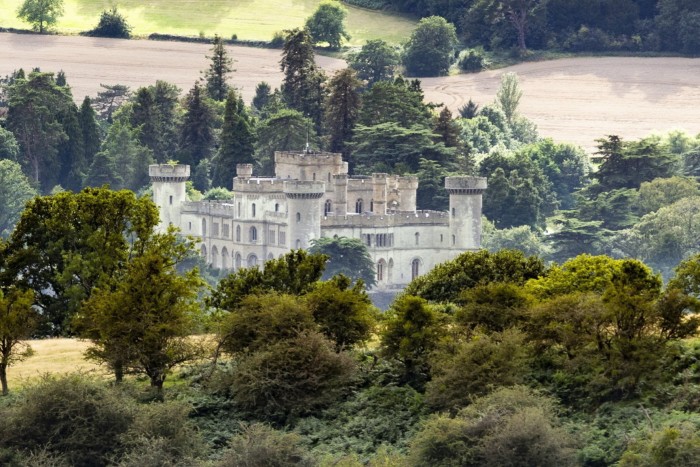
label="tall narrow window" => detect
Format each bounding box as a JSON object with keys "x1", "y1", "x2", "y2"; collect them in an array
[
  {"x1": 251, "y1": 203, "x2": 256, "y2": 217},
  {"x1": 296, "y1": 212, "x2": 301, "y2": 222},
  {"x1": 412, "y1": 259, "x2": 420, "y2": 280},
  {"x1": 415, "y1": 232, "x2": 420, "y2": 245},
  {"x1": 236, "y1": 225, "x2": 241, "y2": 242},
  {"x1": 250, "y1": 226, "x2": 258, "y2": 242},
  {"x1": 202, "y1": 219, "x2": 207, "y2": 236},
  {"x1": 324, "y1": 199, "x2": 332, "y2": 215},
  {"x1": 169, "y1": 195, "x2": 173, "y2": 205},
  {"x1": 355, "y1": 199, "x2": 363, "y2": 213}
]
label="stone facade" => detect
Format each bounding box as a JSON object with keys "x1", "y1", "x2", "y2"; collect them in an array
[{"x1": 150, "y1": 150, "x2": 487, "y2": 290}]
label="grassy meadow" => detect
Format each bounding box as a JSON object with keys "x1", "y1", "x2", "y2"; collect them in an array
[{"x1": 0, "y1": 0, "x2": 416, "y2": 44}]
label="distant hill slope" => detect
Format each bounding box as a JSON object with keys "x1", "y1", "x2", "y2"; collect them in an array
[
  {"x1": 0, "y1": 0, "x2": 416, "y2": 44},
  {"x1": 2, "y1": 33, "x2": 699, "y2": 153}
]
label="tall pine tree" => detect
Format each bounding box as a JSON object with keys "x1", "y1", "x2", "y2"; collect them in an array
[
  {"x1": 79, "y1": 96, "x2": 101, "y2": 181},
  {"x1": 178, "y1": 82, "x2": 215, "y2": 168},
  {"x1": 324, "y1": 68, "x2": 361, "y2": 156},
  {"x1": 204, "y1": 35, "x2": 234, "y2": 101},
  {"x1": 211, "y1": 91, "x2": 255, "y2": 188}
]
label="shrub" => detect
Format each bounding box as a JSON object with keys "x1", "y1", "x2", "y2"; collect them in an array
[
  {"x1": 458, "y1": 48, "x2": 488, "y2": 72},
  {"x1": 217, "y1": 423, "x2": 316, "y2": 467},
  {"x1": 271, "y1": 31, "x2": 285, "y2": 48},
  {"x1": 86, "y1": 8, "x2": 131, "y2": 39}
]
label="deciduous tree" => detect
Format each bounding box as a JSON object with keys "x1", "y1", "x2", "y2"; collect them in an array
[
  {"x1": 16, "y1": 0, "x2": 63, "y2": 33},
  {"x1": 305, "y1": 1, "x2": 350, "y2": 48},
  {"x1": 403, "y1": 16, "x2": 457, "y2": 77},
  {"x1": 0, "y1": 160, "x2": 37, "y2": 238},
  {"x1": 348, "y1": 39, "x2": 399, "y2": 85},
  {"x1": 0, "y1": 287, "x2": 37, "y2": 395},
  {"x1": 309, "y1": 236, "x2": 375, "y2": 287}
]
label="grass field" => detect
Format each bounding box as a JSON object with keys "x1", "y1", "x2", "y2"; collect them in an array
[{"x1": 0, "y1": 0, "x2": 416, "y2": 44}]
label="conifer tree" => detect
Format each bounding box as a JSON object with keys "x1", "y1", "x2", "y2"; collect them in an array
[
  {"x1": 211, "y1": 91, "x2": 255, "y2": 188},
  {"x1": 179, "y1": 82, "x2": 215, "y2": 168},
  {"x1": 324, "y1": 68, "x2": 361, "y2": 156},
  {"x1": 252, "y1": 81, "x2": 271, "y2": 111},
  {"x1": 280, "y1": 28, "x2": 326, "y2": 130},
  {"x1": 204, "y1": 34, "x2": 234, "y2": 101},
  {"x1": 78, "y1": 96, "x2": 101, "y2": 178},
  {"x1": 433, "y1": 107, "x2": 459, "y2": 147}
]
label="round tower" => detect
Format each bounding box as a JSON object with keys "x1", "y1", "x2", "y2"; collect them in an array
[
  {"x1": 149, "y1": 164, "x2": 190, "y2": 232},
  {"x1": 284, "y1": 180, "x2": 325, "y2": 249},
  {"x1": 446, "y1": 176, "x2": 487, "y2": 250}
]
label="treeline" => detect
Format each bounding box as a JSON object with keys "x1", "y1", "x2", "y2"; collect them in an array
[
  {"x1": 372, "y1": 0, "x2": 700, "y2": 54},
  {"x1": 2, "y1": 214, "x2": 700, "y2": 465}
]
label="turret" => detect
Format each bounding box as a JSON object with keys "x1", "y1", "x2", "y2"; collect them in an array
[
  {"x1": 372, "y1": 173, "x2": 388, "y2": 214},
  {"x1": 149, "y1": 164, "x2": 190, "y2": 232},
  {"x1": 446, "y1": 176, "x2": 487, "y2": 249},
  {"x1": 284, "y1": 180, "x2": 325, "y2": 249}
]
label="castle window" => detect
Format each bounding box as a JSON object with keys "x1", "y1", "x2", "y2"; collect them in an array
[
  {"x1": 250, "y1": 226, "x2": 258, "y2": 242},
  {"x1": 275, "y1": 203, "x2": 279, "y2": 212},
  {"x1": 223, "y1": 224, "x2": 230, "y2": 238},
  {"x1": 202, "y1": 219, "x2": 207, "y2": 236},
  {"x1": 201, "y1": 245, "x2": 207, "y2": 260},
  {"x1": 389, "y1": 234, "x2": 394, "y2": 246},
  {"x1": 415, "y1": 232, "x2": 420, "y2": 246},
  {"x1": 296, "y1": 212, "x2": 301, "y2": 223},
  {"x1": 377, "y1": 259, "x2": 386, "y2": 282},
  {"x1": 169, "y1": 195, "x2": 173, "y2": 205},
  {"x1": 365, "y1": 234, "x2": 371, "y2": 247},
  {"x1": 452, "y1": 207, "x2": 456, "y2": 216},
  {"x1": 412, "y1": 258, "x2": 420, "y2": 280},
  {"x1": 212, "y1": 222, "x2": 220, "y2": 237},
  {"x1": 296, "y1": 239, "x2": 301, "y2": 249},
  {"x1": 247, "y1": 254, "x2": 258, "y2": 267},
  {"x1": 328, "y1": 172, "x2": 331, "y2": 182},
  {"x1": 252, "y1": 203, "x2": 257, "y2": 217},
  {"x1": 237, "y1": 202, "x2": 241, "y2": 218},
  {"x1": 188, "y1": 222, "x2": 192, "y2": 231},
  {"x1": 324, "y1": 199, "x2": 332, "y2": 216},
  {"x1": 269, "y1": 229, "x2": 275, "y2": 244},
  {"x1": 313, "y1": 172, "x2": 316, "y2": 181},
  {"x1": 370, "y1": 200, "x2": 374, "y2": 212},
  {"x1": 279, "y1": 230, "x2": 286, "y2": 246},
  {"x1": 440, "y1": 234, "x2": 444, "y2": 242},
  {"x1": 236, "y1": 225, "x2": 241, "y2": 242},
  {"x1": 355, "y1": 199, "x2": 363, "y2": 214},
  {"x1": 452, "y1": 235, "x2": 456, "y2": 245},
  {"x1": 211, "y1": 246, "x2": 219, "y2": 269},
  {"x1": 222, "y1": 247, "x2": 229, "y2": 269},
  {"x1": 235, "y1": 253, "x2": 242, "y2": 270}
]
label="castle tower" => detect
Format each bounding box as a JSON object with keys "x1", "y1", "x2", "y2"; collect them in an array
[
  {"x1": 333, "y1": 173, "x2": 348, "y2": 215},
  {"x1": 284, "y1": 180, "x2": 325, "y2": 249},
  {"x1": 149, "y1": 164, "x2": 190, "y2": 232},
  {"x1": 372, "y1": 173, "x2": 388, "y2": 214},
  {"x1": 446, "y1": 176, "x2": 487, "y2": 249}
]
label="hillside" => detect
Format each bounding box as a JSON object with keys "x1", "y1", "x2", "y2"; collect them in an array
[
  {"x1": 0, "y1": 0, "x2": 416, "y2": 43},
  {"x1": 2, "y1": 33, "x2": 698, "y2": 152}
]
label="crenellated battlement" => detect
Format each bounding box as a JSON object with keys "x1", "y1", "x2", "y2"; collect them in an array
[
  {"x1": 149, "y1": 164, "x2": 190, "y2": 182},
  {"x1": 322, "y1": 210, "x2": 449, "y2": 228},
  {"x1": 284, "y1": 180, "x2": 326, "y2": 199},
  {"x1": 233, "y1": 177, "x2": 286, "y2": 194},
  {"x1": 445, "y1": 176, "x2": 487, "y2": 194}
]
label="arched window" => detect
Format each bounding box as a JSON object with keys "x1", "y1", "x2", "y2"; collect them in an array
[
  {"x1": 201, "y1": 219, "x2": 207, "y2": 236},
  {"x1": 235, "y1": 253, "x2": 242, "y2": 270},
  {"x1": 275, "y1": 203, "x2": 280, "y2": 212},
  {"x1": 251, "y1": 203, "x2": 256, "y2": 217},
  {"x1": 247, "y1": 254, "x2": 258, "y2": 267},
  {"x1": 267, "y1": 253, "x2": 274, "y2": 261},
  {"x1": 200, "y1": 244, "x2": 207, "y2": 261},
  {"x1": 222, "y1": 247, "x2": 229, "y2": 270},
  {"x1": 355, "y1": 199, "x2": 363, "y2": 214},
  {"x1": 236, "y1": 225, "x2": 241, "y2": 242},
  {"x1": 452, "y1": 234, "x2": 456, "y2": 245},
  {"x1": 250, "y1": 226, "x2": 258, "y2": 242},
  {"x1": 296, "y1": 239, "x2": 301, "y2": 249},
  {"x1": 296, "y1": 212, "x2": 301, "y2": 223},
  {"x1": 411, "y1": 258, "x2": 420, "y2": 280},
  {"x1": 211, "y1": 246, "x2": 219, "y2": 269},
  {"x1": 377, "y1": 259, "x2": 387, "y2": 282},
  {"x1": 415, "y1": 232, "x2": 420, "y2": 245},
  {"x1": 324, "y1": 199, "x2": 332, "y2": 215}
]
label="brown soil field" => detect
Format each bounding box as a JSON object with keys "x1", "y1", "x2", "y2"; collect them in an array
[{"x1": 2, "y1": 33, "x2": 700, "y2": 152}]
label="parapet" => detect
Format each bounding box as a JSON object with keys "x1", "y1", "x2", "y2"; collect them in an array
[
  {"x1": 149, "y1": 164, "x2": 190, "y2": 182},
  {"x1": 236, "y1": 164, "x2": 253, "y2": 179},
  {"x1": 283, "y1": 180, "x2": 326, "y2": 199},
  {"x1": 445, "y1": 176, "x2": 487, "y2": 194}
]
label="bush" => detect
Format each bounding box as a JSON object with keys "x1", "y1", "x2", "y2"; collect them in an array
[
  {"x1": 458, "y1": 48, "x2": 489, "y2": 72},
  {"x1": 217, "y1": 423, "x2": 316, "y2": 466},
  {"x1": 86, "y1": 8, "x2": 131, "y2": 39},
  {"x1": 270, "y1": 31, "x2": 285, "y2": 48}
]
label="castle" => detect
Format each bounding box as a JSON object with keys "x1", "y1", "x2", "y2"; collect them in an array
[{"x1": 150, "y1": 150, "x2": 487, "y2": 290}]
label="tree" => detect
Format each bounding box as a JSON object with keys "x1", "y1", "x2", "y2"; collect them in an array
[
  {"x1": 0, "y1": 287, "x2": 37, "y2": 395},
  {"x1": 403, "y1": 16, "x2": 457, "y2": 77},
  {"x1": 0, "y1": 160, "x2": 38, "y2": 238},
  {"x1": 636, "y1": 176, "x2": 699, "y2": 215},
  {"x1": 80, "y1": 229, "x2": 204, "y2": 389},
  {"x1": 6, "y1": 71, "x2": 73, "y2": 191},
  {"x1": 211, "y1": 90, "x2": 255, "y2": 187},
  {"x1": 0, "y1": 127, "x2": 20, "y2": 161},
  {"x1": 496, "y1": 72, "x2": 522, "y2": 124},
  {"x1": 16, "y1": 0, "x2": 63, "y2": 33},
  {"x1": 129, "y1": 81, "x2": 180, "y2": 163},
  {"x1": 218, "y1": 423, "x2": 316, "y2": 467},
  {"x1": 254, "y1": 108, "x2": 316, "y2": 175},
  {"x1": 324, "y1": 68, "x2": 361, "y2": 156},
  {"x1": 1, "y1": 188, "x2": 159, "y2": 336},
  {"x1": 357, "y1": 77, "x2": 431, "y2": 128},
  {"x1": 92, "y1": 83, "x2": 130, "y2": 122},
  {"x1": 498, "y1": 0, "x2": 546, "y2": 52},
  {"x1": 78, "y1": 96, "x2": 101, "y2": 180},
  {"x1": 204, "y1": 35, "x2": 234, "y2": 101},
  {"x1": 348, "y1": 39, "x2": 399, "y2": 86},
  {"x1": 86, "y1": 7, "x2": 131, "y2": 38},
  {"x1": 178, "y1": 82, "x2": 215, "y2": 168},
  {"x1": 433, "y1": 107, "x2": 460, "y2": 148},
  {"x1": 305, "y1": 1, "x2": 350, "y2": 48},
  {"x1": 252, "y1": 81, "x2": 271, "y2": 111},
  {"x1": 404, "y1": 249, "x2": 545, "y2": 303},
  {"x1": 309, "y1": 236, "x2": 376, "y2": 287},
  {"x1": 280, "y1": 28, "x2": 326, "y2": 129}
]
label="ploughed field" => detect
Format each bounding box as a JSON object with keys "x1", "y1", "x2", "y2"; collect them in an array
[{"x1": 2, "y1": 32, "x2": 700, "y2": 152}]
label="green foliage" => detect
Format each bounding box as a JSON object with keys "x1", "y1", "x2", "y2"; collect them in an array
[
  {"x1": 324, "y1": 68, "x2": 361, "y2": 155},
  {"x1": 347, "y1": 39, "x2": 399, "y2": 85},
  {"x1": 305, "y1": 275, "x2": 377, "y2": 350},
  {"x1": 636, "y1": 176, "x2": 699, "y2": 215},
  {"x1": 481, "y1": 219, "x2": 549, "y2": 258},
  {"x1": 403, "y1": 16, "x2": 457, "y2": 77},
  {"x1": 211, "y1": 90, "x2": 255, "y2": 187},
  {"x1": 254, "y1": 108, "x2": 316, "y2": 175},
  {"x1": 619, "y1": 421, "x2": 700, "y2": 466},
  {"x1": 86, "y1": 7, "x2": 131, "y2": 38},
  {"x1": 0, "y1": 127, "x2": 20, "y2": 161},
  {"x1": 230, "y1": 330, "x2": 357, "y2": 423},
  {"x1": 496, "y1": 72, "x2": 522, "y2": 124},
  {"x1": 405, "y1": 249, "x2": 545, "y2": 303},
  {"x1": 79, "y1": 228, "x2": 205, "y2": 389},
  {"x1": 357, "y1": 78, "x2": 431, "y2": 128},
  {"x1": 458, "y1": 48, "x2": 489, "y2": 72},
  {"x1": 426, "y1": 329, "x2": 533, "y2": 413},
  {"x1": 128, "y1": 81, "x2": 180, "y2": 164},
  {"x1": 455, "y1": 282, "x2": 531, "y2": 332},
  {"x1": 204, "y1": 35, "x2": 234, "y2": 101},
  {"x1": 252, "y1": 81, "x2": 271, "y2": 111},
  {"x1": 16, "y1": 0, "x2": 63, "y2": 33},
  {"x1": 408, "y1": 386, "x2": 576, "y2": 467},
  {"x1": 0, "y1": 160, "x2": 37, "y2": 239},
  {"x1": 218, "y1": 423, "x2": 316, "y2": 467},
  {"x1": 178, "y1": 82, "x2": 216, "y2": 168},
  {"x1": 203, "y1": 187, "x2": 233, "y2": 200},
  {"x1": 308, "y1": 236, "x2": 375, "y2": 287},
  {"x1": 305, "y1": 1, "x2": 350, "y2": 48},
  {"x1": 1, "y1": 187, "x2": 159, "y2": 336},
  {"x1": 0, "y1": 287, "x2": 36, "y2": 395}
]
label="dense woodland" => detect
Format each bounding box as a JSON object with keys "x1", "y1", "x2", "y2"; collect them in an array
[{"x1": 1, "y1": 14, "x2": 700, "y2": 466}]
